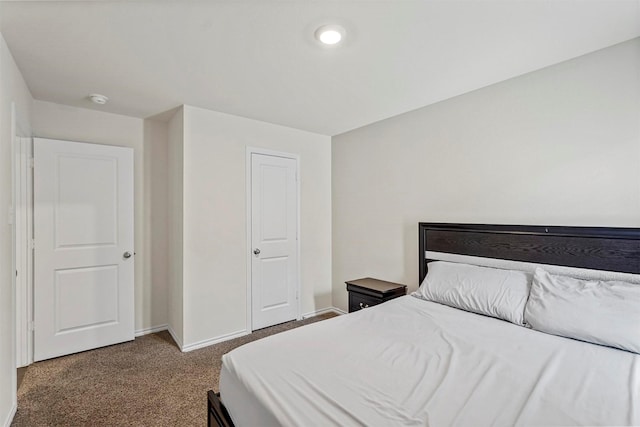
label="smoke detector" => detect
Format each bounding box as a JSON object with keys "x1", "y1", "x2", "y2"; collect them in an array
[{"x1": 89, "y1": 94, "x2": 109, "y2": 105}]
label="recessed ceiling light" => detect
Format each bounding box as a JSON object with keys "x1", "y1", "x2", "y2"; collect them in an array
[
  {"x1": 89, "y1": 93, "x2": 109, "y2": 105},
  {"x1": 315, "y1": 25, "x2": 345, "y2": 46}
]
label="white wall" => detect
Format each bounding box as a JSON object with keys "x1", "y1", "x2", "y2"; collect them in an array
[
  {"x1": 166, "y1": 108, "x2": 184, "y2": 346},
  {"x1": 180, "y1": 105, "x2": 332, "y2": 348},
  {"x1": 0, "y1": 32, "x2": 33, "y2": 427},
  {"x1": 143, "y1": 119, "x2": 169, "y2": 332},
  {"x1": 32, "y1": 101, "x2": 169, "y2": 333},
  {"x1": 332, "y1": 38, "x2": 640, "y2": 312}
]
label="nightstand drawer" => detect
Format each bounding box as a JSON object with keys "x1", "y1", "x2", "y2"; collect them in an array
[
  {"x1": 346, "y1": 278, "x2": 407, "y2": 313},
  {"x1": 348, "y1": 292, "x2": 382, "y2": 312}
]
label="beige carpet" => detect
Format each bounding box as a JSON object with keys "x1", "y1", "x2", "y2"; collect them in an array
[{"x1": 13, "y1": 313, "x2": 336, "y2": 426}]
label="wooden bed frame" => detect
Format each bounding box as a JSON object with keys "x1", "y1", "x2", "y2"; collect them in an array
[
  {"x1": 209, "y1": 222, "x2": 640, "y2": 427},
  {"x1": 419, "y1": 223, "x2": 640, "y2": 283},
  {"x1": 208, "y1": 391, "x2": 234, "y2": 427}
]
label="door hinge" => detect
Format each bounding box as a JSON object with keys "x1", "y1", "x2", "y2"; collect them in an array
[
  {"x1": 29, "y1": 321, "x2": 35, "y2": 332},
  {"x1": 29, "y1": 158, "x2": 34, "y2": 168},
  {"x1": 30, "y1": 239, "x2": 35, "y2": 250}
]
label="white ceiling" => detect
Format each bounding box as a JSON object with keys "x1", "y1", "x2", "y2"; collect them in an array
[{"x1": 1, "y1": 1, "x2": 639, "y2": 136}]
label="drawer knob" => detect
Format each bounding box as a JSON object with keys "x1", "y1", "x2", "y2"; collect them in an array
[{"x1": 359, "y1": 302, "x2": 369, "y2": 309}]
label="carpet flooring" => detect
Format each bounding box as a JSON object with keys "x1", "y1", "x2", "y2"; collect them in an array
[{"x1": 12, "y1": 313, "x2": 336, "y2": 426}]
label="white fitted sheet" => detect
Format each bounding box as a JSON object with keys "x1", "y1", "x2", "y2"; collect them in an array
[{"x1": 221, "y1": 296, "x2": 640, "y2": 426}]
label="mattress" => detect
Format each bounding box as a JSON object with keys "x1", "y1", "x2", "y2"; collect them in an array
[{"x1": 220, "y1": 296, "x2": 640, "y2": 426}]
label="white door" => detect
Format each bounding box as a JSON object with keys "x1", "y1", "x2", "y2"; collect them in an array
[
  {"x1": 34, "y1": 138, "x2": 134, "y2": 361},
  {"x1": 251, "y1": 152, "x2": 299, "y2": 330}
]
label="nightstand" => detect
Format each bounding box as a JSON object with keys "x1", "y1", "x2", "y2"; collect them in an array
[{"x1": 346, "y1": 278, "x2": 407, "y2": 313}]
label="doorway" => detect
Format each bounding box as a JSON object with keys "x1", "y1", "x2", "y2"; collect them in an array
[
  {"x1": 247, "y1": 148, "x2": 300, "y2": 331},
  {"x1": 32, "y1": 138, "x2": 135, "y2": 361}
]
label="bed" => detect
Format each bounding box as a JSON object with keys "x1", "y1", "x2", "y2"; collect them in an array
[{"x1": 208, "y1": 223, "x2": 640, "y2": 426}]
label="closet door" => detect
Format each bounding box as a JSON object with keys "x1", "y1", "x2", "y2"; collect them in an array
[{"x1": 250, "y1": 152, "x2": 299, "y2": 330}]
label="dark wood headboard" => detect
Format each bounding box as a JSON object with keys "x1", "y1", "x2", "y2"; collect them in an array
[{"x1": 418, "y1": 223, "x2": 640, "y2": 283}]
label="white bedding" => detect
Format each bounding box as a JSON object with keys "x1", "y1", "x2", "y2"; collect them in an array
[{"x1": 220, "y1": 296, "x2": 640, "y2": 426}]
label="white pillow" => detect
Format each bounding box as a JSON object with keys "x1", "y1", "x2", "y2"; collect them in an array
[
  {"x1": 415, "y1": 261, "x2": 531, "y2": 325},
  {"x1": 525, "y1": 268, "x2": 640, "y2": 354}
]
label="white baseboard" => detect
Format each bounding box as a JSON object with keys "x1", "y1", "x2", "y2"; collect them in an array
[
  {"x1": 166, "y1": 309, "x2": 344, "y2": 353},
  {"x1": 134, "y1": 324, "x2": 168, "y2": 337},
  {"x1": 302, "y1": 306, "x2": 346, "y2": 319},
  {"x1": 3, "y1": 402, "x2": 17, "y2": 427},
  {"x1": 181, "y1": 330, "x2": 248, "y2": 353},
  {"x1": 166, "y1": 325, "x2": 183, "y2": 350}
]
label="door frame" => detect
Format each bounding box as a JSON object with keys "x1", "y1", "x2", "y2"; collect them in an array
[
  {"x1": 245, "y1": 147, "x2": 301, "y2": 333},
  {"x1": 13, "y1": 133, "x2": 33, "y2": 368},
  {"x1": 11, "y1": 102, "x2": 34, "y2": 368}
]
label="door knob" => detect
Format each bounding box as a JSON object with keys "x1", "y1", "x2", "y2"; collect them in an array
[
  {"x1": 123, "y1": 251, "x2": 133, "y2": 259},
  {"x1": 253, "y1": 248, "x2": 261, "y2": 255}
]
